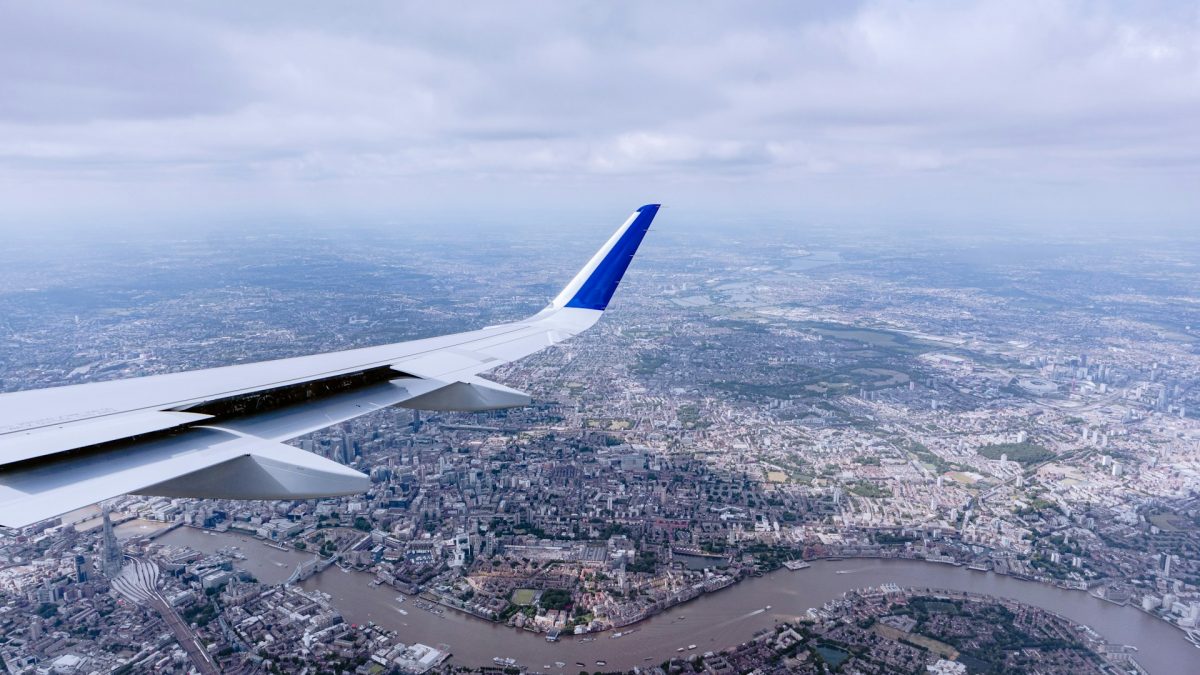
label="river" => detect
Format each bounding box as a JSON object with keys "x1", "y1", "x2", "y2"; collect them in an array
[
  {"x1": 154, "y1": 527, "x2": 316, "y2": 585},
  {"x1": 156, "y1": 528, "x2": 1192, "y2": 673},
  {"x1": 788, "y1": 250, "x2": 843, "y2": 271}
]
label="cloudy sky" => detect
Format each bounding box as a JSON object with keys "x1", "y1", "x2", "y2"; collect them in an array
[{"x1": 1, "y1": 1, "x2": 1196, "y2": 232}]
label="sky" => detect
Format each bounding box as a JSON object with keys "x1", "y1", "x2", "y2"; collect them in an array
[{"x1": 0, "y1": 1, "x2": 1197, "y2": 233}]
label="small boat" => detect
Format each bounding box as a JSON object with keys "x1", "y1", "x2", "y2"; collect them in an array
[
  {"x1": 595, "y1": 661, "x2": 607, "y2": 666},
  {"x1": 765, "y1": 605, "x2": 772, "y2": 610},
  {"x1": 688, "y1": 644, "x2": 696, "y2": 650},
  {"x1": 676, "y1": 647, "x2": 685, "y2": 652}
]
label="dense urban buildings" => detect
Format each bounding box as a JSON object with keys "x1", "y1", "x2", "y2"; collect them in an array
[{"x1": 1, "y1": 221, "x2": 1198, "y2": 673}]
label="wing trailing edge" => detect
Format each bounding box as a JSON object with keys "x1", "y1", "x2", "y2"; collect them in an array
[{"x1": 0, "y1": 428, "x2": 370, "y2": 528}]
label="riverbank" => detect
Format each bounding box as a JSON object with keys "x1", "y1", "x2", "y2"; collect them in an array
[
  {"x1": 153, "y1": 526, "x2": 315, "y2": 585},
  {"x1": 296, "y1": 557, "x2": 1191, "y2": 673},
  {"x1": 150, "y1": 527, "x2": 1189, "y2": 673}
]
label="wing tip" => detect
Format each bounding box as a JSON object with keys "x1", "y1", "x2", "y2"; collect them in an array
[{"x1": 557, "y1": 204, "x2": 659, "y2": 311}]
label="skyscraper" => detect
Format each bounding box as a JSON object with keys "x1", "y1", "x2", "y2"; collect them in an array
[
  {"x1": 100, "y1": 506, "x2": 123, "y2": 578},
  {"x1": 73, "y1": 554, "x2": 89, "y2": 583}
]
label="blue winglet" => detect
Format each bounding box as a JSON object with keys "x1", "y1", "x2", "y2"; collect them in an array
[{"x1": 564, "y1": 204, "x2": 659, "y2": 310}]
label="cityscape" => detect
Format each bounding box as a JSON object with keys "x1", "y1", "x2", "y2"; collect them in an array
[
  {"x1": 1, "y1": 1, "x2": 1197, "y2": 673},
  {"x1": 1, "y1": 221, "x2": 1198, "y2": 674}
]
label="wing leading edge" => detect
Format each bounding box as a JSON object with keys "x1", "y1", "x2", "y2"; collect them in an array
[{"x1": 0, "y1": 204, "x2": 660, "y2": 528}]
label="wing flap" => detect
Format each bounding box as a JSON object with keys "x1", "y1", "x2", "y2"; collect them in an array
[
  {"x1": 0, "y1": 410, "x2": 213, "y2": 466},
  {"x1": 201, "y1": 378, "x2": 444, "y2": 442},
  {"x1": 0, "y1": 427, "x2": 367, "y2": 528}
]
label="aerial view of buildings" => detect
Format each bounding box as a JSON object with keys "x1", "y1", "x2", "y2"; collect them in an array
[{"x1": 1, "y1": 220, "x2": 1198, "y2": 673}]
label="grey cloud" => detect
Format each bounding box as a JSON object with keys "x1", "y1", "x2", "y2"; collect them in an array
[
  {"x1": 0, "y1": 0, "x2": 1195, "y2": 229},
  {"x1": 0, "y1": 4, "x2": 248, "y2": 123}
]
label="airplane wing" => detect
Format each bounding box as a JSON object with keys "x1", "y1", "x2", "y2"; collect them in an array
[{"x1": 0, "y1": 204, "x2": 660, "y2": 528}]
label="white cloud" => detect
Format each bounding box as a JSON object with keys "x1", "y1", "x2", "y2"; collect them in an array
[{"x1": 0, "y1": 0, "x2": 1195, "y2": 230}]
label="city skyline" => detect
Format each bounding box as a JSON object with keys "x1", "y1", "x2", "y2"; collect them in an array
[{"x1": 1, "y1": 213, "x2": 1197, "y2": 673}]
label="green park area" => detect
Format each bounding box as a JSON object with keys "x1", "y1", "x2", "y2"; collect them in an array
[
  {"x1": 538, "y1": 589, "x2": 572, "y2": 610},
  {"x1": 798, "y1": 321, "x2": 936, "y2": 355},
  {"x1": 977, "y1": 442, "x2": 1054, "y2": 466},
  {"x1": 510, "y1": 588, "x2": 537, "y2": 606}
]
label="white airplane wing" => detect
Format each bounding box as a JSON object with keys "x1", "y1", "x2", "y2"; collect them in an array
[{"x1": 0, "y1": 204, "x2": 660, "y2": 528}]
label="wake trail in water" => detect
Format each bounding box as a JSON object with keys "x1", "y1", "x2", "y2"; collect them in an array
[{"x1": 713, "y1": 607, "x2": 767, "y2": 629}]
